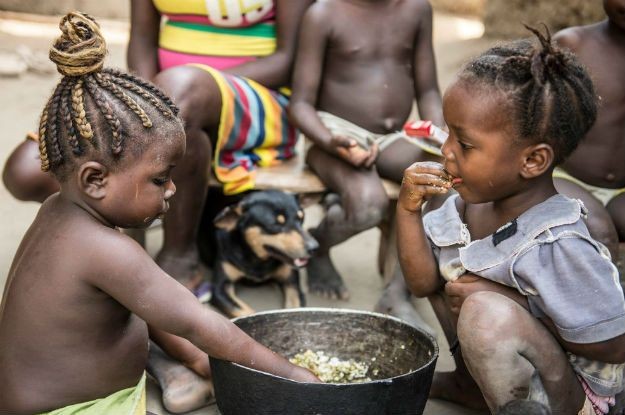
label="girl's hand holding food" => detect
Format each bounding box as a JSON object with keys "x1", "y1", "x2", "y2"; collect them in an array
[{"x1": 398, "y1": 161, "x2": 452, "y2": 213}]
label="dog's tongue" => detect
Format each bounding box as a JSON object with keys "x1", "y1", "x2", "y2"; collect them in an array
[{"x1": 294, "y1": 258, "x2": 309, "y2": 268}]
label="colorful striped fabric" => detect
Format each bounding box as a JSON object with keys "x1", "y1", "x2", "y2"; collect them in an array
[
  {"x1": 153, "y1": 0, "x2": 277, "y2": 70},
  {"x1": 192, "y1": 64, "x2": 297, "y2": 195}
]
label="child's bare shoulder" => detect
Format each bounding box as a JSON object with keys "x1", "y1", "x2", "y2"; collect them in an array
[{"x1": 554, "y1": 23, "x2": 603, "y2": 52}]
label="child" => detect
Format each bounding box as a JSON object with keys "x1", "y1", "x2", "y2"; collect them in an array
[
  {"x1": 288, "y1": 0, "x2": 444, "y2": 307},
  {"x1": 397, "y1": 27, "x2": 625, "y2": 414},
  {"x1": 0, "y1": 12, "x2": 317, "y2": 415},
  {"x1": 551, "y1": 0, "x2": 625, "y2": 258}
]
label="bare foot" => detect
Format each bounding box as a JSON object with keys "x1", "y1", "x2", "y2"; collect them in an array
[
  {"x1": 430, "y1": 371, "x2": 488, "y2": 410},
  {"x1": 374, "y1": 287, "x2": 436, "y2": 337},
  {"x1": 148, "y1": 346, "x2": 215, "y2": 414},
  {"x1": 306, "y1": 253, "x2": 350, "y2": 300},
  {"x1": 156, "y1": 251, "x2": 207, "y2": 290}
]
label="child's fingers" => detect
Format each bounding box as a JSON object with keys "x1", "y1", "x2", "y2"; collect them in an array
[
  {"x1": 331, "y1": 135, "x2": 357, "y2": 148},
  {"x1": 405, "y1": 161, "x2": 449, "y2": 179},
  {"x1": 402, "y1": 172, "x2": 451, "y2": 189},
  {"x1": 363, "y1": 143, "x2": 379, "y2": 168}
]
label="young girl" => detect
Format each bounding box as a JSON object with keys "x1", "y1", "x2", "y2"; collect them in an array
[
  {"x1": 0, "y1": 12, "x2": 317, "y2": 415},
  {"x1": 397, "y1": 27, "x2": 625, "y2": 414}
]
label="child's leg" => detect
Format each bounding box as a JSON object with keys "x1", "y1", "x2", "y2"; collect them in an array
[
  {"x1": 458, "y1": 291, "x2": 585, "y2": 414},
  {"x1": 555, "y1": 178, "x2": 620, "y2": 260},
  {"x1": 428, "y1": 291, "x2": 488, "y2": 410},
  {"x1": 374, "y1": 265, "x2": 436, "y2": 336},
  {"x1": 147, "y1": 343, "x2": 214, "y2": 414},
  {"x1": 2, "y1": 137, "x2": 59, "y2": 202},
  {"x1": 306, "y1": 145, "x2": 389, "y2": 299},
  {"x1": 153, "y1": 66, "x2": 220, "y2": 288}
]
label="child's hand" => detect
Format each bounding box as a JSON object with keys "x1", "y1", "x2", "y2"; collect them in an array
[
  {"x1": 445, "y1": 274, "x2": 528, "y2": 315},
  {"x1": 329, "y1": 135, "x2": 378, "y2": 168},
  {"x1": 398, "y1": 161, "x2": 451, "y2": 213},
  {"x1": 288, "y1": 365, "x2": 322, "y2": 383}
]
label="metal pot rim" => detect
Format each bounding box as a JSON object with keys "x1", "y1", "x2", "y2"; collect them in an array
[{"x1": 225, "y1": 307, "x2": 440, "y2": 385}]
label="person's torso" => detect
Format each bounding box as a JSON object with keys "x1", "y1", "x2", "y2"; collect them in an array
[
  {"x1": 0, "y1": 203, "x2": 148, "y2": 414},
  {"x1": 560, "y1": 23, "x2": 625, "y2": 188},
  {"x1": 154, "y1": 0, "x2": 277, "y2": 70},
  {"x1": 316, "y1": 0, "x2": 424, "y2": 133}
]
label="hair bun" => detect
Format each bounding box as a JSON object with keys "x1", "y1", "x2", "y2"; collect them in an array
[{"x1": 49, "y1": 12, "x2": 107, "y2": 77}]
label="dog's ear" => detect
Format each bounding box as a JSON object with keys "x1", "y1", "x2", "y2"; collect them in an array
[
  {"x1": 297, "y1": 193, "x2": 322, "y2": 209},
  {"x1": 214, "y1": 205, "x2": 243, "y2": 231}
]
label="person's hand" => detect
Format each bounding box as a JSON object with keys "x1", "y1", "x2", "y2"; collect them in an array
[
  {"x1": 398, "y1": 161, "x2": 451, "y2": 213},
  {"x1": 329, "y1": 135, "x2": 378, "y2": 168},
  {"x1": 445, "y1": 274, "x2": 509, "y2": 315},
  {"x1": 288, "y1": 365, "x2": 322, "y2": 383}
]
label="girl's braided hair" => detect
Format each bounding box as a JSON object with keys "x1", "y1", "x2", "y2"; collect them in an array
[
  {"x1": 38, "y1": 11, "x2": 180, "y2": 176},
  {"x1": 459, "y1": 25, "x2": 597, "y2": 164}
]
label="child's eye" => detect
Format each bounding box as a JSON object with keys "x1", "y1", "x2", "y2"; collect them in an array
[
  {"x1": 457, "y1": 139, "x2": 472, "y2": 150},
  {"x1": 152, "y1": 177, "x2": 169, "y2": 186}
]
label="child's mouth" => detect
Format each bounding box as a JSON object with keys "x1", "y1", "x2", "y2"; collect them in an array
[{"x1": 443, "y1": 168, "x2": 463, "y2": 188}]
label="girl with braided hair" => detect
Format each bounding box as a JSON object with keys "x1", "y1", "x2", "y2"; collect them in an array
[
  {"x1": 397, "y1": 27, "x2": 625, "y2": 414},
  {"x1": 0, "y1": 12, "x2": 318, "y2": 415}
]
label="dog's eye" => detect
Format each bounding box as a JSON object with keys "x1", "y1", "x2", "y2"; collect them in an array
[
  {"x1": 276, "y1": 214, "x2": 286, "y2": 224},
  {"x1": 297, "y1": 210, "x2": 304, "y2": 220}
]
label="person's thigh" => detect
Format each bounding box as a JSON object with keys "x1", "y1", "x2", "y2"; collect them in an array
[
  {"x1": 555, "y1": 177, "x2": 619, "y2": 258},
  {"x1": 607, "y1": 193, "x2": 625, "y2": 242},
  {"x1": 153, "y1": 65, "x2": 222, "y2": 141},
  {"x1": 376, "y1": 139, "x2": 442, "y2": 183},
  {"x1": 306, "y1": 145, "x2": 388, "y2": 216},
  {"x1": 2, "y1": 138, "x2": 59, "y2": 202},
  {"x1": 458, "y1": 291, "x2": 584, "y2": 413}
]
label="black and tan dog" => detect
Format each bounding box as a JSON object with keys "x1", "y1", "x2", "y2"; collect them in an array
[{"x1": 210, "y1": 190, "x2": 319, "y2": 318}]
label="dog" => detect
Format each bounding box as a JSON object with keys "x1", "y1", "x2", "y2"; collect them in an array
[{"x1": 210, "y1": 190, "x2": 319, "y2": 318}]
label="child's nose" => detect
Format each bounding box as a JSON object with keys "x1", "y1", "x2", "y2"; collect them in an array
[{"x1": 164, "y1": 181, "x2": 176, "y2": 199}]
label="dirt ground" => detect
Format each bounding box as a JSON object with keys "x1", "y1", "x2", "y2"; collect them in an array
[{"x1": 0, "y1": 10, "x2": 502, "y2": 415}]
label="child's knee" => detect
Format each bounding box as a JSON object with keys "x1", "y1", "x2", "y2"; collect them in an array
[
  {"x1": 457, "y1": 292, "x2": 520, "y2": 347},
  {"x1": 346, "y1": 190, "x2": 389, "y2": 230}
]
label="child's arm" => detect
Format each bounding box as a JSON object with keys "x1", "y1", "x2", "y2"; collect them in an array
[
  {"x1": 86, "y1": 232, "x2": 319, "y2": 383},
  {"x1": 127, "y1": 0, "x2": 161, "y2": 81},
  {"x1": 412, "y1": 1, "x2": 445, "y2": 127},
  {"x1": 149, "y1": 327, "x2": 210, "y2": 378},
  {"x1": 288, "y1": 4, "x2": 377, "y2": 168},
  {"x1": 225, "y1": 0, "x2": 315, "y2": 90},
  {"x1": 397, "y1": 161, "x2": 452, "y2": 297}
]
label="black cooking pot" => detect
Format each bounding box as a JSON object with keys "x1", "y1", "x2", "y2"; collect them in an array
[{"x1": 210, "y1": 308, "x2": 438, "y2": 415}]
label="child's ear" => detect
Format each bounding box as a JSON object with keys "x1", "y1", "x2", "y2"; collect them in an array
[
  {"x1": 520, "y1": 144, "x2": 554, "y2": 179},
  {"x1": 77, "y1": 161, "x2": 109, "y2": 200}
]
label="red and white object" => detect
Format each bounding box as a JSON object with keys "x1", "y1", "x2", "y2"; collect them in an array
[{"x1": 403, "y1": 120, "x2": 448, "y2": 146}]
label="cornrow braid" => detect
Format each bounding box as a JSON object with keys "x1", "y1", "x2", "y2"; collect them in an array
[
  {"x1": 103, "y1": 68, "x2": 177, "y2": 118},
  {"x1": 460, "y1": 24, "x2": 597, "y2": 164},
  {"x1": 84, "y1": 76, "x2": 124, "y2": 155},
  {"x1": 60, "y1": 78, "x2": 82, "y2": 156},
  {"x1": 94, "y1": 72, "x2": 153, "y2": 128},
  {"x1": 37, "y1": 11, "x2": 182, "y2": 175}
]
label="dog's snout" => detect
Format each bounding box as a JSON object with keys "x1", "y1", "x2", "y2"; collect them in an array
[{"x1": 305, "y1": 235, "x2": 319, "y2": 255}]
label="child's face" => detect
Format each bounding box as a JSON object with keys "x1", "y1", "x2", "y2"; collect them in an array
[
  {"x1": 604, "y1": 0, "x2": 625, "y2": 30},
  {"x1": 441, "y1": 81, "x2": 528, "y2": 204},
  {"x1": 101, "y1": 129, "x2": 186, "y2": 228}
]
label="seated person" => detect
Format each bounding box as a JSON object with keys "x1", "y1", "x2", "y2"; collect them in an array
[
  {"x1": 397, "y1": 27, "x2": 625, "y2": 413},
  {"x1": 288, "y1": 0, "x2": 444, "y2": 332},
  {"x1": 0, "y1": 13, "x2": 318, "y2": 415},
  {"x1": 551, "y1": 0, "x2": 625, "y2": 258}
]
